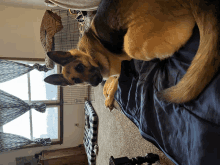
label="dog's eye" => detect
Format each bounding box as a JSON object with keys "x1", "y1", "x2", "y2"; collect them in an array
[
  {"x1": 72, "y1": 78, "x2": 82, "y2": 84},
  {"x1": 75, "y1": 63, "x2": 84, "y2": 73}
]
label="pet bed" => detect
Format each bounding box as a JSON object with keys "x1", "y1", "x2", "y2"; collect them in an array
[
  {"x1": 113, "y1": 24, "x2": 220, "y2": 165},
  {"x1": 40, "y1": 10, "x2": 63, "y2": 69},
  {"x1": 83, "y1": 101, "x2": 98, "y2": 165}
]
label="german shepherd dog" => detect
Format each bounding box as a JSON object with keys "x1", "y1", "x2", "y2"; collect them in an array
[{"x1": 45, "y1": 0, "x2": 220, "y2": 108}]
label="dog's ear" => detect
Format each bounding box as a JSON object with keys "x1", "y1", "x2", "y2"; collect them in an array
[
  {"x1": 47, "y1": 51, "x2": 77, "y2": 66},
  {"x1": 44, "y1": 74, "x2": 72, "y2": 86}
]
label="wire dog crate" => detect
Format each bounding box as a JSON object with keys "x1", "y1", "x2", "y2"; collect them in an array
[
  {"x1": 51, "y1": 8, "x2": 95, "y2": 104},
  {"x1": 51, "y1": 8, "x2": 80, "y2": 51}
]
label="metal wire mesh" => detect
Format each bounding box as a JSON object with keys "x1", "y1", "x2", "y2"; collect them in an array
[
  {"x1": 51, "y1": 8, "x2": 80, "y2": 51},
  {"x1": 63, "y1": 85, "x2": 95, "y2": 104}
]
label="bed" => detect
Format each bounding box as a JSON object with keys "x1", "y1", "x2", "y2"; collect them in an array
[{"x1": 114, "y1": 24, "x2": 220, "y2": 165}]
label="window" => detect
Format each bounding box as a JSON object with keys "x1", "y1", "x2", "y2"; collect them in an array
[{"x1": 0, "y1": 61, "x2": 63, "y2": 144}]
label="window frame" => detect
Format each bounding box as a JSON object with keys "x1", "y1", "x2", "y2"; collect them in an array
[{"x1": 0, "y1": 57, "x2": 64, "y2": 148}]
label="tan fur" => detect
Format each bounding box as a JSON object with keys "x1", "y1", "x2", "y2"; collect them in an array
[
  {"x1": 62, "y1": 49, "x2": 100, "y2": 85},
  {"x1": 77, "y1": 23, "x2": 132, "y2": 79},
  {"x1": 48, "y1": 0, "x2": 220, "y2": 107},
  {"x1": 103, "y1": 76, "x2": 119, "y2": 110},
  {"x1": 157, "y1": 0, "x2": 220, "y2": 103},
  {"x1": 123, "y1": 0, "x2": 196, "y2": 61}
]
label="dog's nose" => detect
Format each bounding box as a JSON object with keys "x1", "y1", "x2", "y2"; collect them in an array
[
  {"x1": 96, "y1": 75, "x2": 103, "y2": 84},
  {"x1": 90, "y1": 74, "x2": 103, "y2": 86}
]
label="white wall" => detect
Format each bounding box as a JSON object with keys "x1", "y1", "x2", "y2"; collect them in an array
[
  {"x1": 0, "y1": 5, "x2": 85, "y2": 165},
  {"x1": 0, "y1": 5, "x2": 46, "y2": 59},
  {"x1": 0, "y1": 0, "x2": 47, "y2": 10}
]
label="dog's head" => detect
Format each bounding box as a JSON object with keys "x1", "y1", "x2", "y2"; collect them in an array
[{"x1": 44, "y1": 50, "x2": 103, "y2": 86}]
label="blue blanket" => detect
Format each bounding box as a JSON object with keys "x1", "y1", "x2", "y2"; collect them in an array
[{"x1": 114, "y1": 25, "x2": 220, "y2": 165}]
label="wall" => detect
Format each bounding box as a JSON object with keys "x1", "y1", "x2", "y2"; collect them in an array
[
  {"x1": 0, "y1": 0, "x2": 47, "y2": 10},
  {"x1": 0, "y1": 5, "x2": 85, "y2": 165},
  {"x1": 0, "y1": 5, "x2": 45, "y2": 59}
]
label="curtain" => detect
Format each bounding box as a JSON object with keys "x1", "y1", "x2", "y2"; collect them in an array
[
  {"x1": 0, "y1": 59, "x2": 50, "y2": 83},
  {"x1": 0, "y1": 59, "x2": 49, "y2": 125},
  {"x1": 45, "y1": 0, "x2": 101, "y2": 11},
  {"x1": 0, "y1": 59, "x2": 51, "y2": 152},
  {"x1": 0, "y1": 89, "x2": 46, "y2": 127},
  {"x1": 0, "y1": 133, "x2": 51, "y2": 153}
]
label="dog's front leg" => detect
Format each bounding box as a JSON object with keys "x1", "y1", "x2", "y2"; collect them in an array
[{"x1": 103, "y1": 76, "x2": 119, "y2": 111}]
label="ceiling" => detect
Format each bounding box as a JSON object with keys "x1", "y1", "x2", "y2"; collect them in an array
[{"x1": 0, "y1": 0, "x2": 47, "y2": 9}]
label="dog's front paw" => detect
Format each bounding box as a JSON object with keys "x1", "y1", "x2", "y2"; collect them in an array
[
  {"x1": 103, "y1": 76, "x2": 119, "y2": 111},
  {"x1": 105, "y1": 95, "x2": 114, "y2": 111}
]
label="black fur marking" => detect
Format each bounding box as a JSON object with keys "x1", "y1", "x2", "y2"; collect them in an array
[
  {"x1": 44, "y1": 74, "x2": 71, "y2": 86},
  {"x1": 93, "y1": 0, "x2": 127, "y2": 54},
  {"x1": 75, "y1": 63, "x2": 85, "y2": 73},
  {"x1": 72, "y1": 78, "x2": 82, "y2": 84},
  {"x1": 89, "y1": 66, "x2": 98, "y2": 72},
  {"x1": 47, "y1": 51, "x2": 77, "y2": 66}
]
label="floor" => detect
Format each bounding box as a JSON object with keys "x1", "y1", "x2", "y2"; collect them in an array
[{"x1": 91, "y1": 83, "x2": 175, "y2": 165}]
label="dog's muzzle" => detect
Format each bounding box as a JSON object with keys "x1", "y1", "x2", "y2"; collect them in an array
[
  {"x1": 89, "y1": 74, "x2": 103, "y2": 86},
  {"x1": 88, "y1": 67, "x2": 103, "y2": 86},
  {"x1": 88, "y1": 68, "x2": 102, "y2": 87}
]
